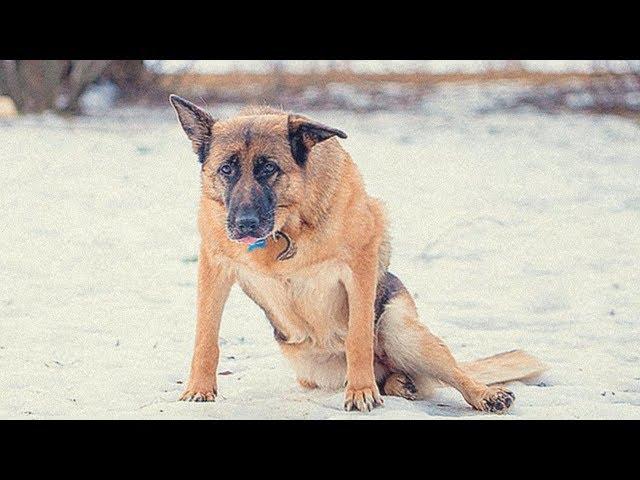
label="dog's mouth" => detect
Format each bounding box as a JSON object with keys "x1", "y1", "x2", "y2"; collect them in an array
[
  {"x1": 234, "y1": 235, "x2": 267, "y2": 245},
  {"x1": 236, "y1": 236, "x2": 256, "y2": 244},
  {"x1": 227, "y1": 223, "x2": 275, "y2": 244},
  {"x1": 226, "y1": 209, "x2": 277, "y2": 244}
]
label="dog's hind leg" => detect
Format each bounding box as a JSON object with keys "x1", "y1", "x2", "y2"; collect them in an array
[{"x1": 376, "y1": 278, "x2": 515, "y2": 413}]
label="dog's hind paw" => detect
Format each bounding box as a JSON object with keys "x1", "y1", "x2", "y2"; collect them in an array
[
  {"x1": 382, "y1": 372, "x2": 418, "y2": 400},
  {"x1": 476, "y1": 387, "x2": 515, "y2": 414},
  {"x1": 179, "y1": 388, "x2": 216, "y2": 402}
]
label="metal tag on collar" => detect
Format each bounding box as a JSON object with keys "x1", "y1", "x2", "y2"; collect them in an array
[{"x1": 247, "y1": 238, "x2": 267, "y2": 252}]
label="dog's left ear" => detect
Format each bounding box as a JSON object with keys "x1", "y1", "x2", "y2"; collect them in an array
[
  {"x1": 288, "y1": 114, "x2": 347, "y2": 166},
  {"x1": 170, "y1": 94, "x2": 216, "y2": 163}
]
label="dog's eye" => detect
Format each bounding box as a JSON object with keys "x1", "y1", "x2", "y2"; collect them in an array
[
  {"x1": 219, "y1": 164, "x2": 233, "y2": 176},
  {"x1": 263, "y1": 162, "x2": 278, "y2": 175}
]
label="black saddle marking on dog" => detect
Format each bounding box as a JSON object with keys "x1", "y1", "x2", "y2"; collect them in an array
[{"x1": 374, "y1": 272, "x2": 404, "y2": 325}]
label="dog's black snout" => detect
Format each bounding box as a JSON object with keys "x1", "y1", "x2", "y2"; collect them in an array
[{"x1": 235, "y1": 211, "x2": 260, "y2": 235}]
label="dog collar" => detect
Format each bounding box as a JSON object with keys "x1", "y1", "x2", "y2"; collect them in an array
[{"x1": 245, "y1": 231, "x2": 297, "y2": 261}]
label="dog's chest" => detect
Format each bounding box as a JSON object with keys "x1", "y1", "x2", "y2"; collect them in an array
[{"x1": 235, "y1": 261, "x2": 349, "y2": 349}]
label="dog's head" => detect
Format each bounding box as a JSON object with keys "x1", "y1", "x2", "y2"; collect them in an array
[{"x1": 170, "y1": 95, "x2": 346, "y2": 243}]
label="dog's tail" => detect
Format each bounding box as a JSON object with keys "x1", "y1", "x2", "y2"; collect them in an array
[{"x1": 459, "y1": 349, "x2": 548, "y2": 385}]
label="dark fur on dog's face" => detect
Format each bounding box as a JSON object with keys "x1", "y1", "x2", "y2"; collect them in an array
[{"x1": 170, "y1": 96, "x2": 346, "y2": 242}]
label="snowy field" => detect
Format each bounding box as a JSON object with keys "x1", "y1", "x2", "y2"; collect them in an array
[{"x1": 1, "y1": 85, "x2": 639, "y2": 419}]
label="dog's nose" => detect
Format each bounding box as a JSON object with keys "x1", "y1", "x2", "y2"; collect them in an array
[{"x1": 235, "y1": 212, "x2": 260, "y2": 235}]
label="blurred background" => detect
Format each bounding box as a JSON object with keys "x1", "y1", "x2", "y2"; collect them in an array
[{"x1": 1, "y1": 60, "x2": 640, "y2": 117}]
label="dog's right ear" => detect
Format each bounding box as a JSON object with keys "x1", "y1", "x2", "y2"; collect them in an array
[
  {"x1": 169, "y1": 94, "x2": 216, "y2": 163},
  {"x1": 287, "y1": 114, "x2": 347, "y2": 166}
]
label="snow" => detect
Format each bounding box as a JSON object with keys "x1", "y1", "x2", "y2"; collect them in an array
[{"x1": 1, "y1": 86, "x2": 639, "y2": 419}]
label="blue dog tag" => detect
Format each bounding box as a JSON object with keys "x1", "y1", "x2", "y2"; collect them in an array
[{"x1": 247, "y1": 238, "x2": 267, "y2": 252}]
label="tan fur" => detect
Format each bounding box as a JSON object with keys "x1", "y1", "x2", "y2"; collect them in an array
[
  {"x1": 172, "y1": 99, "x2": 546, "y2": 413},
  {"x1": 460, "y1": 350, "x2": 548, "y2": 386}
]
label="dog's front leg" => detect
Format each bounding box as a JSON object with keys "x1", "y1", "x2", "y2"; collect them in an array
[
  {"x1": 342, "y1": 256, "x2": 384, "y2": 412},
  {"x1": 180, "y1": 247, "x2": 234, "y2": 402}
]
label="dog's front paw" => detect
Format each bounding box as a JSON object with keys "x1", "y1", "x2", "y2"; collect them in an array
[
  {"x1": 179, "y1": 384, "x2": 217, "y2": 402},
  {"x1": 344, "y1": 384, "x2": 384, "y2": 412},
  {"x1": 476, "y1": 386, "x2": 515, "y2": 414}
]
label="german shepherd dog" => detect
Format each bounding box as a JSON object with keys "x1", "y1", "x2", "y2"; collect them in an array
[{"x1": 170, "y1": 95, "x2": 546, "y2": 413}]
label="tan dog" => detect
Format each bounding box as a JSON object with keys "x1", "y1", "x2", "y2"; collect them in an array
[{"x1": 170, "y1": 95, "x2": 547, "y2": 413}]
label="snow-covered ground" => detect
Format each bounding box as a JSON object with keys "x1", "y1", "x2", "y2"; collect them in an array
[{"x1": 1, "y1": 86, "x2": 639, "y2": 419}]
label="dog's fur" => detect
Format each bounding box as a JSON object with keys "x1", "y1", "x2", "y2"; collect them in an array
[{"x1": 170, "y1": 95, "x2": 547, "y2": 413}]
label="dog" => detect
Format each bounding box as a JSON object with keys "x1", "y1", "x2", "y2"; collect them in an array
[{"x1": 169, "y1": 94, "x2": 547, "y2": 413}]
